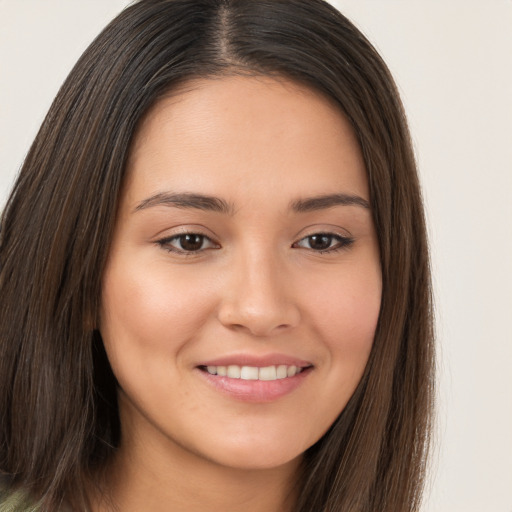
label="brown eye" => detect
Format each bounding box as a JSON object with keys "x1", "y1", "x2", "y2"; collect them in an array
[
  {"x1": 307, "y1": 234, "x2": 333, "y2": 251},
  {"x1": 294, "y1": 233, "x2": 354, "y2": 253},
  {"x1": 178, "y1": 234, "x2": 205, "y2": 251},
  {"x1": 157, "y1": 233, "x2": 218, "y2": 254}
]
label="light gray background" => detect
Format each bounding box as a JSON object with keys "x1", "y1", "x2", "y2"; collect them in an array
[{"x1": 1, "y1": 2, "x2": 511, "y2": 511}]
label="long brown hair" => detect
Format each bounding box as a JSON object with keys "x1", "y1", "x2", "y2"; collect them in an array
[{"x1": 0, "y1": 1, "x2": 435, "y2": 510}]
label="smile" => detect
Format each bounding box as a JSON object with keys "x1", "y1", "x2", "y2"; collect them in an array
[
  {"x1": 197, "y1": 361, "x2": 313, "y2": 402},
  {"x1": 202, "y1": 364, "x2": 305, "y2": 381}
]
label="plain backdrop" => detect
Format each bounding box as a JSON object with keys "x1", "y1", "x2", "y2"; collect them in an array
[{"x1": 1, "y1": 1, "x2": 511, "y2": 511}]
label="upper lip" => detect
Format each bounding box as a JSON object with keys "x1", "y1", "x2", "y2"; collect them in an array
[{"x1": 197, "y1": 353, "x2": 313, "y2": 368}]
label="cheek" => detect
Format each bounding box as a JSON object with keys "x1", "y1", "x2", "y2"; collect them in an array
[
  {"x1": 312, "y1": 260, "x2": 381, "y2": 338},
  {"x1": 323, "y1": 289, "x2": 380, "y2": 351},
  {"x1": 307, "y1": 262, "x2": 382, "y2": 383},
  {"x1": 99, "y1": 258, "x2": 215, "y2": 363},
  {"x1": 99, "y1": 260, "x2": 219, "y2": 428}
]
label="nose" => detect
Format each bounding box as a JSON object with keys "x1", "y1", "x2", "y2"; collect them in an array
[{"x1": 216, "y1": 250, "x2": 301, "y2": 337}]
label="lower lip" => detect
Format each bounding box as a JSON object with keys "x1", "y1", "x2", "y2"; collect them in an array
[{"x1": 196, "y1": 367, "x2": 312, "y2": 403}]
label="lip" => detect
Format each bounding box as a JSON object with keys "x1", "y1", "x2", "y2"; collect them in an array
[
  {"x1": 196, "y1": 366, "x2": 313, "y2": 403},
  {"x1": 198, "y1": 353, "x2": 313, "y2": 368},
  {"x1": 195, "y1": 353, "x2": 314, "y2": 403}
]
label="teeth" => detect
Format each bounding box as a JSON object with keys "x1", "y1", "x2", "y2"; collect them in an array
[
  {"x1": 287, "y1": 365, "x2": 297, "y2": 377},
  {"x1": 227, "y1": 365, "x2": 241, "y2": 378},
  {"x1": 259, "y1": 365, "x2": 277, "y2": 381},
  {"x1": 276, "y1": 365, "x2": 288, "y2": 379},
  {"x1": 204, "y1": 364, "x2": 304, "y2": 380},
  {"x1": 241, "y1": 366, "x2": 259, "y2": 380}
]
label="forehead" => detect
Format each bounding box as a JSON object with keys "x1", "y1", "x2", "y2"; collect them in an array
[{"x1": 124, "y1": 75, "x2": 368, "y2": 207}]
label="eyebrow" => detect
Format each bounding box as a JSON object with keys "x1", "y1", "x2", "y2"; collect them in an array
[
  {"x1": 133, "y1": 191, "x2": 370, "y2": 214},
  {"x1": 290, "y1": 193, "x2": 370, "y2": 212},
  {"x1": 134, "y1": 192, "x2": 234, "y2": 214}
]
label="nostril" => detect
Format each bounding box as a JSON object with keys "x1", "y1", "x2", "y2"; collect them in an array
[{"x1": 217, "y1": 298, "x2": 301, "y2": 337}]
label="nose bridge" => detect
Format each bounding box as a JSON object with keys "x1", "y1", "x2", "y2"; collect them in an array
[
  {"x1": 242, "y1": 246, "x2": 282, "y2": 305},
  {"x1": 217, "y1": 241, "x2": 300, "y2": 336}
]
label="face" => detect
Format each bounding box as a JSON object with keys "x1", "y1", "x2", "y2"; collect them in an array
[{"x1": 100, "y1": 76, "x2": 381, "y2": 472}]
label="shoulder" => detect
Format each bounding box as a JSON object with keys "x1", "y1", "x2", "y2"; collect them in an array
[{"x1": 0, "y1": 476, "x2": 41, "y2": 512}]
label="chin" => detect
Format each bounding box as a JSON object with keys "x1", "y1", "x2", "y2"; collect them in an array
[
  {"x1": 194, "y1": 430, "x2": 309, "y2": 471},
  {"x1": 210, "y1": 447, "x2": 303, "y2": 472}
]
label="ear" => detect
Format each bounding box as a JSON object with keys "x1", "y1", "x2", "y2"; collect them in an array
[{"x1": 84, "y1": 303, "x2": 100, "y2": 332}]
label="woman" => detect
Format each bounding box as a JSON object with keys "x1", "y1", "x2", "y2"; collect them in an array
[{"x1": 0, "y1": 0, "x2": 435, "y2": 510}]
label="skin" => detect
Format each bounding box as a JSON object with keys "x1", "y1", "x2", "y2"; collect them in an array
[{"x1": 97, "y1": 76, "x2": 382, "y2": 512}]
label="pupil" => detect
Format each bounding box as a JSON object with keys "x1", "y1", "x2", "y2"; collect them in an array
[
  {"x1": 180, "y1": 234, "x2": 203, "y2": 251},
  {"x1": 309, "y1": 234, "x2": 332, "y2": 250}
]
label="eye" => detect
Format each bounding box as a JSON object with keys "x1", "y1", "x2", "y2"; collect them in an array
[
  {"x1": 157, "y1": 233, "x2": 219, "y2": 254},
  {"x1": 293, "y1": 233, "x2": 354, "y2": 253}
]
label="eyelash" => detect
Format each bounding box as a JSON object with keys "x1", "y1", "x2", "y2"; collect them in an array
[
  {"x1": 156, "y1": 233, "x2": 219, "y2": 255},
  {"x1": 292, "y1": 233, "x2": 354, "y2": 253},
  {"x1": 156, "y1": 231, "x2": 354, "y2": 255}
]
